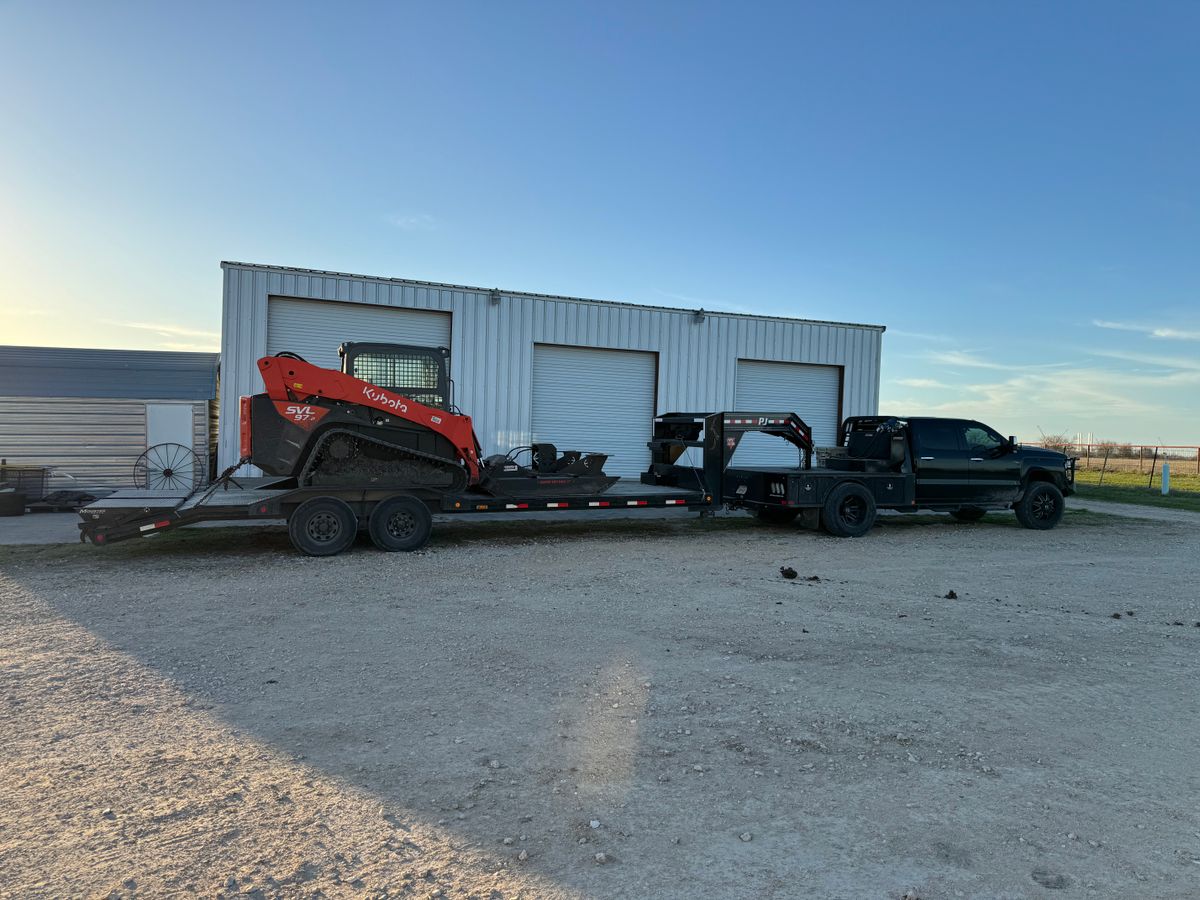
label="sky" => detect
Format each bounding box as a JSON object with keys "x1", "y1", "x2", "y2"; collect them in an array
[{"x1": 1, "y1": 1, "x2": 1197, "y2": 443}]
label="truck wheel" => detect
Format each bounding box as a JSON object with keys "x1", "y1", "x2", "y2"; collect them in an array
[
  {"x1": 820, "y1": 482, "x2": 877, "y2": 537},
  {"x1": 756, "y1": 507, "x2": 800, "y2": 525},
  {"x1": 951, "y1": 507, "x2": 987, "y2": 522},
  {"x1": 1014, "y1": 481, "x2": 1064, "y2": 530},
  {"x1": 368, "y1": 495, "x2": 432, "y2": 551},
  {"x1": 288, "y1": 497, "x2": 358, "y2": 556}
]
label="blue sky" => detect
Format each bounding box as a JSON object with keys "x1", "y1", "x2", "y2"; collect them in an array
[{"x1": 2, "y1": 1, "x2": 1197, "y2": 442}]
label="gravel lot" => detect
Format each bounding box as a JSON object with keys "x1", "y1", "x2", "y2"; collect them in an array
[{"x1": 2, "y1": 510, "x2": 1199, "y2": 899}]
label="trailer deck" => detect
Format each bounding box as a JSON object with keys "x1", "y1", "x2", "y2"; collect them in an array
[{"x1": 78, "y1": 476, "x2": 713, "y2": 546}]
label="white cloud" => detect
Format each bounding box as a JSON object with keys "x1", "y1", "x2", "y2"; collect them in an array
[
  {"x1": 113, "y1": 321, "x2": 220, "y2": 343},
  {"x1": 385, "y1": 212, "x2": 437, "y2": 231},
  {"x1": 1087, "y1": 348, "x2": 1200, "y2": 372},
  {"x1": 1092, "y1": 319, "x2": 1200, "y2": 340},
  {"x1": 895, "y1": 377, "x2": 949, "y2": 388},
  {"x1": 925, "y1": 349, "x2": 1070, "y2": 371}
]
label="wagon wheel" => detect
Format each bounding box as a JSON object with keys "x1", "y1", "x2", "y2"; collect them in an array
[{"x1": 133, "y1": 443, "x2": 204, "y2": 492}]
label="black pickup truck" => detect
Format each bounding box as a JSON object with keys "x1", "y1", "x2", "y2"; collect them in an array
[{"x1": 646, "y1": 412, "x2": 1076, "y2": 537}]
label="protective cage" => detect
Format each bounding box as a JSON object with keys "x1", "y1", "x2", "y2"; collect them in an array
[{"x1": 339, "y1": 342, "x2": 451, "y2": 410}]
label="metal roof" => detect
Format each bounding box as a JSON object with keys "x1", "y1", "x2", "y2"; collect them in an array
[
  {"x1": 0, "y1": 346, "x2": 219, "y2": 400},
  {"x1": 221, "y1": 261, "x2": 887, "y2": 332}
]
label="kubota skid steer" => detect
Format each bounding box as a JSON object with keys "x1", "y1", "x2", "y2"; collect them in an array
[{"x1": 241, "y1": 342, "x2": 619, "y2": 497}]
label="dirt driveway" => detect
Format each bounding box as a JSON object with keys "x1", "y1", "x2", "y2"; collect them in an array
[{"x1": 2, "y1": 510, "x2": 1198, "y2": 899}]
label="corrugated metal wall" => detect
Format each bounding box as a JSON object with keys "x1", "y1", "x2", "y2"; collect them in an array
[
  {"x1": 0, "y1": 398, "x2": 208, "y2": 493},
  {"x1": 218, "y1": 262, "x2": 884, "y2": 469}
]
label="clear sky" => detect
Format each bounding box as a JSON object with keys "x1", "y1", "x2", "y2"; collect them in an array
[{"x1": 2, "y1": 1, "x2": 1197, "y2": 443}]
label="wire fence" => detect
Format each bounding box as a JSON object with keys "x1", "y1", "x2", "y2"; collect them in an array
[{"x1": 1026, "y1": 441, "x2": 1200, "y2": 475}]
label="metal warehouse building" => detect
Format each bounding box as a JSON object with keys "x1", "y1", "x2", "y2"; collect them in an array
[
  {"x1": 0, "y1": 346, "x2": 218, "y2": 493},
  {"x1": 219, "y1": 262, "x2": 884, "y2": 476}
]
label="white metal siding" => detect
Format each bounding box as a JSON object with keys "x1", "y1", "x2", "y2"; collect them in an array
[
  {"x1": 733, "y1": 360, "x2": 842, "y2": 467},
  {"x1": 219, "y1": 263, "x2": 884, "y2": 470},
  {"x1": 267, "y1": 297, "x2": 451, "y2": 371},
  {"x1": 0, "y1": 398, "x2": 207, "y2": 493},
  {"x1": 531, "y1": 346, "x2": 656, "y2": 477}
]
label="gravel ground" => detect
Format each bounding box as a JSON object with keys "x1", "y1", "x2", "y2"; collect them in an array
[{"x1": 2, "y1": 510, "x2": 1199, "y2": 899}]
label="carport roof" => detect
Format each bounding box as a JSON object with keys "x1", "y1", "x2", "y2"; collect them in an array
[{"x1": 0, "y1": 345, "x2": 219, "y2": 400}]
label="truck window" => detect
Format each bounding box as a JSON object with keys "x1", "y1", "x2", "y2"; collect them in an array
[
  {"x1": 913, "y1": 421, "x2": 962, "y2": 452},
  {"x1": 963, "y1": 424, "x2": 1004, "y2": 453}
]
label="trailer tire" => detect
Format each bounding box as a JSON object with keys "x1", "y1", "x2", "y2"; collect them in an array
[
  {"x1": 756, "y1": 507, "x2": 800, "y2": 525},
  {"x1": 288, "y1": 497, "x2": 358, "y2": 556},
  {"x1": 368, "y1": 495, "x2": 432, "y2": 552},
  {"x1": 1014, "y1": 481, "x2": 1064, "y2": 530},
  {"x1": 950, "y1": 506, "x2": 987, "y2": 522},
  {"x1": 820, "y1": 482, "x2": 876, "y2": 537}
]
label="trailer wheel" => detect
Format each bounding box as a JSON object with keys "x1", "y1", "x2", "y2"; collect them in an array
[
  {"x1": 368, "y1": 495, "x2": 432, "y2": 552},
  {"x1": 288, "y1": 497, "x2": 358, "y2": 556},
  {"x1": 950, "y1": 506, "x2": 987, "y2": 522},
  {"x1": 756, "y1": 507, "x2": 800, "y2": 525},
  {"x1": 820, "y1": 483, "x2": 876, "y2": 537},
  {"x1": 1014, "y1": 481, "x2": 1064, "y2": 530}
]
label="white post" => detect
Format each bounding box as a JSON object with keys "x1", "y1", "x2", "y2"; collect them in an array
[{"x1": 1162, "y1": 462, "x2": 1170, "y2": 495}]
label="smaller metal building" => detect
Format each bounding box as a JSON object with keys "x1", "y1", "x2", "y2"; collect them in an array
[{"x1": 0, "y1": 346, "x2": 219, "y2": 494}]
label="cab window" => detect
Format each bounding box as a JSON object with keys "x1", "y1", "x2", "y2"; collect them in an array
[
  {"x1": 913, "y1": 421, "x2": 962, "y2": 452},
  {"x1": 963, "y1": 424, "x2": 1004, "y2": 453}
]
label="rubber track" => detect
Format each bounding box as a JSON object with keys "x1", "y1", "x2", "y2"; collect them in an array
[{"x1": 299, "y1": 428, "x2": 468, "y2": 492}]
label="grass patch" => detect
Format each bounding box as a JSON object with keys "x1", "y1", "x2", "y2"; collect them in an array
[{"x1": 1075, "y1": 467, "x2": 1200, "y2": 493}]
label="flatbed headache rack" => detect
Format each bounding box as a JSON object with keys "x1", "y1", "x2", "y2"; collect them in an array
[{"x1": 77, "y1": 412, "x2": 729, "y2": 548}]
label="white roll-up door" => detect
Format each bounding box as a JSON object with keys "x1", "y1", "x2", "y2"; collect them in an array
[
  {"x1": 531, "y1": 345, "x2": 657, "y2": 477},
  {"x1": 733, "y1": 359, "x2": 842, "y2": 467},
  {"x1": 266, "y1": 297, "x2": 451, "y2": 371}
]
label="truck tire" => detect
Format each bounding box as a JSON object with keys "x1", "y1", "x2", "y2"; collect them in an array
[
  {"x1": 951, "y1": 506, "x2": 987, "y2": 522},
  {"x1": 368, "y1": 495, "x2": 432, "y2": 551},
  {"x1": 288, "y1": 497, "x2": 358, "y2": 556},
  {"x1": 1014, "y1": 481, "x2": 1064, "y2": 530},
  {"x1": 820, "y1": 482, "x2": 877, "y2": 537},
  {"x1": 756, "y1": 507, "x2": 800, "y2": 525}
]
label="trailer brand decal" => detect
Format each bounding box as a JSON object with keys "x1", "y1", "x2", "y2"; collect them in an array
[{"x1": 363, "y1": 386, "x2": 408, "y2": 413}]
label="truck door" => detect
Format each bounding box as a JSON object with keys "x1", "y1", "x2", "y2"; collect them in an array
[
  {"x1": 964, "y1": 421, "x2": 1021, "y2": 503},
  {"x1": 910, "y1": 420, "x2": 972, "y2": 504}
]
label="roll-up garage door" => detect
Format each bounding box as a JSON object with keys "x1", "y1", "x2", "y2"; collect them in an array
[
  {"x1": 531, "y1": 345, "x2": 657, "y2": 477},
  {"x1": 733, "y1": 359, "x2": 842, "y2": 466},
  {"x1": 266, "y1": 297, "x2": 452, "y2": 371}
]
